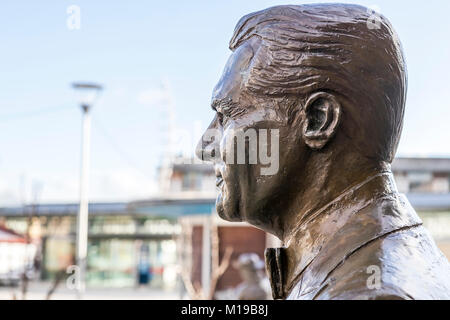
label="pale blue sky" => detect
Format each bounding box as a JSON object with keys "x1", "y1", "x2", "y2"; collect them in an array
[{"x1": 0, "y1": 0, "x2": 449, "y2": 204}]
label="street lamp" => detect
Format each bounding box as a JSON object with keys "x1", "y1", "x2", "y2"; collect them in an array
[{"x1": 72, "y1": 82, "x2": 102, "y2": 298}]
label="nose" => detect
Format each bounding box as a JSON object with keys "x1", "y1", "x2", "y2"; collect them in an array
[{"x1": 195, "y1": 116, "x2": 221, "y2": 162}]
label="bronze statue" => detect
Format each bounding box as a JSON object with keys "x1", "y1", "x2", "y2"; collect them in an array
[{"x1": 196, "y1": 4, "x2": 450, "y2": 299}]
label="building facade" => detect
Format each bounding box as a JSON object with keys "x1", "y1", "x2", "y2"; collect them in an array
[{"x1": 0, "y1": 200, "x2": 213, "y2": 289}]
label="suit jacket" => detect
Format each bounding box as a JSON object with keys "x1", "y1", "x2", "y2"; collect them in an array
[{"x1": 265, "y1": 173, "x2": 450, "y2": 300}]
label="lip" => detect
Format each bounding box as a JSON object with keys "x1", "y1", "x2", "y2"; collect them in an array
[
  {"x1": 216, "y1": 177, "x2": 224, "y2": 188},
  {"x1": 215, "y1": 166, "x2": 224, "y2": 188}
]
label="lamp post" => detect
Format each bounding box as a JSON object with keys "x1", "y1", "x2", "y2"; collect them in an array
[{"x1": 72, "y1": 82, "x2": 102, "y2": 298}]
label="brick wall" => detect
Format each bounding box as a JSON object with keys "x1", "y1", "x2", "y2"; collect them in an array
[
  {"x1": 217, "y1": 226, "x2": 266, "y2": 290},
  {"x1": 191, "y1": 225, "x2": 203, "y2": 287},
  {"x1": 190, "y1": 225, "x2": 266, "y2": 291}
]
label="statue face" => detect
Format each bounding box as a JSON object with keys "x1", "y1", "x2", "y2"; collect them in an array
[{"x1": 196, "y1": 37, "x2": 308, "y2": 233}]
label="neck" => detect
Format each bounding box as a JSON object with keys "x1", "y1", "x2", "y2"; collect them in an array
[
  {"x1": 281, "y1": 154, "x2": 391, "y2": 243},
  {"x1": 283, "y1": 170, "x2": 398, "y2": 293}
]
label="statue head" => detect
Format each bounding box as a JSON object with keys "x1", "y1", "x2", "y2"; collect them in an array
[{"x1": 196, "y1": 4, "x2": 407, "y2": 239}]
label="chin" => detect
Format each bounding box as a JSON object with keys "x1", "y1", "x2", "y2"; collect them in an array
[{"x1": 215, "y1": 192, "x2": 242, "y2": 222}]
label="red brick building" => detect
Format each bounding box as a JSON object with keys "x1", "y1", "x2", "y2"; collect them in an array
[{"x1": 178, "y1": 215, "x2": 279, "y2": 298}]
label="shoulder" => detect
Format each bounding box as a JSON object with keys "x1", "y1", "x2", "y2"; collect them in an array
[{"x1": 313, "y1": 226, "x2": 450, "y2": 300}]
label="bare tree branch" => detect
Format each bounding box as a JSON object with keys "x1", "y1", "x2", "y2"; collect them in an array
[
  {"x1": 179, "y1": 216, "x2": 234, "y2": 300},
  {"x1": 45, "y1": 270, "x2": 66, "y2": 300}
]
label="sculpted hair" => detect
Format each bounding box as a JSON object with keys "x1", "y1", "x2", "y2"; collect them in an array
[{"x1": 230, "y1": 4, "x2": 407, "y2": 163}]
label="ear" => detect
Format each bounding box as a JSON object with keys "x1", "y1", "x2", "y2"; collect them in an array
[{"x1": 302, "y1": 92, "x2": 341, "y2": 150}]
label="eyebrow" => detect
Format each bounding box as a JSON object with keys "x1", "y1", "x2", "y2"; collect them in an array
[{"x1": 211, "y1": 98, "x2": 228, "y2": 112}]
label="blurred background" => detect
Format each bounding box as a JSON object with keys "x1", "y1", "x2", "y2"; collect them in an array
[{"x1": 0, "y1": 0, "x2": 450, "y2": 299}]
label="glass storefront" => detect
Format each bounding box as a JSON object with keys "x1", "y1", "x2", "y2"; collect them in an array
[
  {"x1": 86, "y1": 238, "x2": 177, "y2": 289},
  {"x1": 0, "y1": 201, "x2": 215, "y2": 290}
]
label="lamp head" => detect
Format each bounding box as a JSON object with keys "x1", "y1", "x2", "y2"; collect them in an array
[{"x1": 72, "y1": 82, "x2": 103, "y2": 110}]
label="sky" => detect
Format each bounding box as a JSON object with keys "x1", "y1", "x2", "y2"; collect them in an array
[{"x1": 0, "y1": 0, "x2": 449, "y2": 205}]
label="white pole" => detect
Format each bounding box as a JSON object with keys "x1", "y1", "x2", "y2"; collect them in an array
[{"x1": 76, "y1": 105, "x2": 91, "y2": 298}]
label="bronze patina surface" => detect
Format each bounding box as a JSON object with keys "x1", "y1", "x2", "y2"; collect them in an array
[{"x1": 196, "y1": 4, "x2": 450, "y2": 299}]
